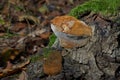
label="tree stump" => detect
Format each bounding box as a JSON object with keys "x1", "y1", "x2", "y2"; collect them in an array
[{"x1": 52, "y1": 13, "x2": 120, "y2": 80}]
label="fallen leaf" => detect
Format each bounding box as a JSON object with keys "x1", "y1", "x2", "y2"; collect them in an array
[
  {"x1": 41, "y1": 19, "x2": 49, "y2": 27},
  {"x1": 0, "y1": 59, "x2": 30, "y2": 78},
  {"x1": 0, "y1": 25, "x2": 5, "y2": 32},
  {"x1": 1, "y1": 48, "x2": 20, "y2": 61},
  {"x1": 5, "y1": 61, "x2": 13, "y2": 70},
  {"x1": 39, "y1": 31, "x2": 50, "y2": 39},
  {"x1": 16, "y1": 71, "x2": 28, "y2": 80},
  {"x1": 0, "y1": 33, "x2": 5, "y2": 37},
  {"x1": 69, "y1": 0, "x2": 74, "y2": 4},
  {"x1": 19, "y1": 15, "x2": 40, "y2": 24},
  {"x1": 11, "y1": 22, "x2": 27, "y2": 32},
  {"x1": 8, "y1": 0, "x2": 20, "y2": 4},
  {"x1": 1, "y1": 4, "x2": 9, "y2": 15}
]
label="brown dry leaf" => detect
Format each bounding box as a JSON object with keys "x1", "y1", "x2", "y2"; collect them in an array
[
  {"x1": 37, "y1": 0, "x2": 46, "y2": 9},
  {"x1": 19, "y1": 15, "x2": 40, "y2": 24},
  {"x1": 2, "y1": 48, "x2": 11, "y2": 54},
  {"x1": 39, "y1": 32, "x2": 50, "y2": 39},
  {"x1": 0, "y1": 26, "x2": 5, "y2": 32},
  {"x1": 0, "y1": 33, "x2": 5, "y2": 37},
  {"x1": 45, "y1": 0, "x2": 50, "y2": 5},
  {"x1": 27, "y1": 28, "x2": 46, "y2": 37},
  {"x1": 13, "y1": 59, "x2": 30, "y2": 69},
  {"x1": 15, "y1": 29, "x2": 48, "y2": 51},
  {"x1": 0, "y1": 59, "x2": 30, "y2": 78},
  {"x1": 69, "y1": 0, "x2": 74, "y2": 4},
  {"x1": 11, "y1": 22, "x2": 27, "y2": 32},
  {"x1": 8, "y1": 0, "x2": 20, "y2": 4},
  {"x1": 2, "y1": 4, "x2": 9, "y2": 15},
  {"x1": 2, "y1": 61, "x2": 13, "y2": 74},
  {"x1": 41, "y1": 19, "x2": 49, "y2": 27},
  {"x1": 5, "y1": 61, "x2": 13, "y2": 70},
  {"x1": 48, "y1": 11, "x2": 61, "y2": 17},
  {"x1": 16, "y1": 71, "x2": 28, "y2": 80},
  {"x1": 1, "y1": 48, "x2": 20, "y2": 61}
]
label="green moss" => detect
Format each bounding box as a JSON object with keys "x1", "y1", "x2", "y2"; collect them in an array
[
  {"x1": 43, "y1": 48, "x2": 52, "y2": 58},
  {"x1": 30, "y1": 55, "x2": 43, "y2": 63},
  {"x1": 43, "y1": 33, "x2": 57, "y2": 58},
  {"x1": 38, "y1": 5, "x2": 49, "y2": 14},
  {"x1": 69, "y1": 0, "x2": 120, "y2": 18},
  {"x1": 0, "y1": 16, "x2": 5, "y2": 25},
  {"x1": 48, "y1": 33, "x2": 57, "y2": 47},
  {"x1": 14, "y1": 5, "x2": 25, "y2": 11}
]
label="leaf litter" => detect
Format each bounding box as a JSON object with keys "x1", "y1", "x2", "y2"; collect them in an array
[{"x1": 0, "y1": 0, "x2": 87, "y2": 79}]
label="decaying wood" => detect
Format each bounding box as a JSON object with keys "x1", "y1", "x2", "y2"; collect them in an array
[{"x1": 52, "y1": 13, "x2": 120, "y2": 80}]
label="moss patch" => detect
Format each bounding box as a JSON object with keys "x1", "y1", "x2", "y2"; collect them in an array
[
  {"x1": 43, "y1": 48, "x2": 53, "y2": 58},
  {"x1": 30, "y1": 54, "x2": 43, "y2": 63},
  {"x1": 0, "y1": 15, "x2": 5, "y2": 25},
  {"x1": 69, "y1": 0, "x2": 120, "y2": 18},
  {"x1": 48, "y1": 33, "x2": 56, "y2": 47}
]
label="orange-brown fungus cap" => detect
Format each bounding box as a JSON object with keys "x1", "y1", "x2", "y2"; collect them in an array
[{"x1": 51, "y1": 15, "x2": 92, "y2": 36}]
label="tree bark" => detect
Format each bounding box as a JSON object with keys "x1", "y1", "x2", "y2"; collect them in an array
[{"x1": 53, "y1": 13, "x2": 120, "y2": 80}]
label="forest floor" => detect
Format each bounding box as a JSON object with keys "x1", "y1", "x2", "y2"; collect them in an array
[{"x1": 0, "y1": 0, "x2": 87, "y2": 79}]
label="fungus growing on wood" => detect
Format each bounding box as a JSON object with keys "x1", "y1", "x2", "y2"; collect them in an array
[{"x1": 51, "y1": 15, "x2": 93, "y2": 48}]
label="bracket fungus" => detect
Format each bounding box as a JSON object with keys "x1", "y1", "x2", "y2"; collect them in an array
[{"x1": 51, "y1": 15, "x2": 94, "y2": 48}]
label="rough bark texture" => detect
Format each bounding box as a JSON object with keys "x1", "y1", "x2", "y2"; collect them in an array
[
  {"x1": 60, "y1": 13, "x2": 120, "y2": 80},
  {"x1": 50, "y1": 13, "x2": 120, "y2": 80}
]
